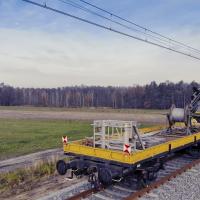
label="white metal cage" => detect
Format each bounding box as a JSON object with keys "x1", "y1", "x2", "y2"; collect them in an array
[{"x1": 92, "y1": 120, "x2": 144, "y2": 152}]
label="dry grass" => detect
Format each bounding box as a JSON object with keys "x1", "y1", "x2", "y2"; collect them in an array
[
  {"x1": 0, "y1": 156, "x2": 61, "y2": 196},
  {"x1": 0, "y1": 106, "x2": 167, "y2": 114}
]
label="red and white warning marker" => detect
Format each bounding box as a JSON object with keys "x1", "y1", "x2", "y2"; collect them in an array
[
  {"x1": 62, "y1": 136, "x2": 68, "y2": 144},
  {"x1": 123, "y1": 144, "x2": 131, "y2": 154}
]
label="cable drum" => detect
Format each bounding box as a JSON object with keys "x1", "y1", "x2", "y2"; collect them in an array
[
  {"x1": 170, "y1": 108, "x2": 185, "y2": 122},
  {"x1": 168, "y1": 105, "x2": 187, "y2": 126}
]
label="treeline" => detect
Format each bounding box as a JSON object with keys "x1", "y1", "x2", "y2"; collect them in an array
[{"x1": 0, "y1": 81, "x2": 199, "y2": 109}]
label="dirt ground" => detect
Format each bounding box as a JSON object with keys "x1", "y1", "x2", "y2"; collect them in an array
[
  {"x1": 1, "y1": 173, "x2": 84, "y2": 200},
  {"x1": 0, "y1": 149, "x2": 80, "y2": 200},
  {"x1": 0, "y1": 109, "x2": 166, "y2": 124}
]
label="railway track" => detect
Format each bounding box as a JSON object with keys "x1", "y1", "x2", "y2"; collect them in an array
[{"x1": 64, "y1": 153, "x2": 200, "y2": 200}]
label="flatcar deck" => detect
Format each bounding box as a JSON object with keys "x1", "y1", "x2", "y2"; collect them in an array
[{"x1": 63, "y1": 128, "x2": 200, "y2": 165}]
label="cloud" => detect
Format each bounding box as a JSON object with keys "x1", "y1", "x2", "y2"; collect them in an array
[{"x1": 0, "y1": 26, "x2": 200, "y2": 88}]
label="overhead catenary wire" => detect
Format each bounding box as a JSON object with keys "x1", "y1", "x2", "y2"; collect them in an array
[
  {"x1": 58, "y1": 0, "x2": 184, "y2": 50},
  {"x1": 63, "y1": 0, "x2": 196, "y2": 53},
  {"x1": 77, "y1": 0, "x2": 200, "y2": 54},
  {"x1": 58, "y1": 0, "x2": 143, "y2": 33},
  {"x1": 69, "y1": 0, "x2": 200, "y2": 54},
  {"x1": 22, "y1": 0, "x2": 200, "y2": 61}
]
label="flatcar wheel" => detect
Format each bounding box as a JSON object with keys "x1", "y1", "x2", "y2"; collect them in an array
[
  {"x1": 56, "y1": 160, "x2": 67, "y2": 175},
  {"x1": 98, "y1": 168, "x2": 112, "y2": 186}
]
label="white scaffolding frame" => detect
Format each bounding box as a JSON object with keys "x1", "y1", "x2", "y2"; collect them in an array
[{"x1": 92, "y1": 120, "x2": 145, "y2": 152}]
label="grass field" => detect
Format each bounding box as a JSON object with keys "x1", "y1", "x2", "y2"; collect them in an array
[
  {"x1": 0, "y1": 106, "x2": 164, "y2": 160},
  {"x1": 0, "y1": 119, "x2": 92, "y2": 160},
  {"x1": 0, "y1": 118, "x2": 153, "y2": 160}
]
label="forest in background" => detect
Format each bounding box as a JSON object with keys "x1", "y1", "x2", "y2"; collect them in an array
[{"x1": 0, "y1": 81, "x2": 199, "y2": 109}]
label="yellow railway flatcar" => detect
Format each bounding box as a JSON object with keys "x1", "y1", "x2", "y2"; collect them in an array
[{"x1": 57, "y1": 120, "x2": 200, "y2": 186}]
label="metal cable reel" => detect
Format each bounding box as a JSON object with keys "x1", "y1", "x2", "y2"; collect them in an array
[
  {"x1": 167, "y1": 104, "x2": 191, "y2": 134},
  {"x1": 167, "y1": 104, "x2": 190, "y2": 127},
  {"x1": 167, "y1": 87, "x2": 200, "y2": 134}
]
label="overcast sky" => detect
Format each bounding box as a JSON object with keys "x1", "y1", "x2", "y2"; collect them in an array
[{"x1": 0, "y1": 0, "x2": 200, "y2": 88}]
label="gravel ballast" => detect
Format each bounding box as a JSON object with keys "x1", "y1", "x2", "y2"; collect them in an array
[{"x1": 141, "y1": 163, "x2": 200, "y2": 200}]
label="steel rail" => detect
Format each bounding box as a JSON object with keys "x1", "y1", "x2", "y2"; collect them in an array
[
  {"x1": 64, "y1": 155, "x2": 200, "y2": 200},
  {"x1": 125, "y1": 157, "x2": 200, "y2": 200},
  {"x1": 65, "y1": 187, "x2": 102, "y2": 200}
]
